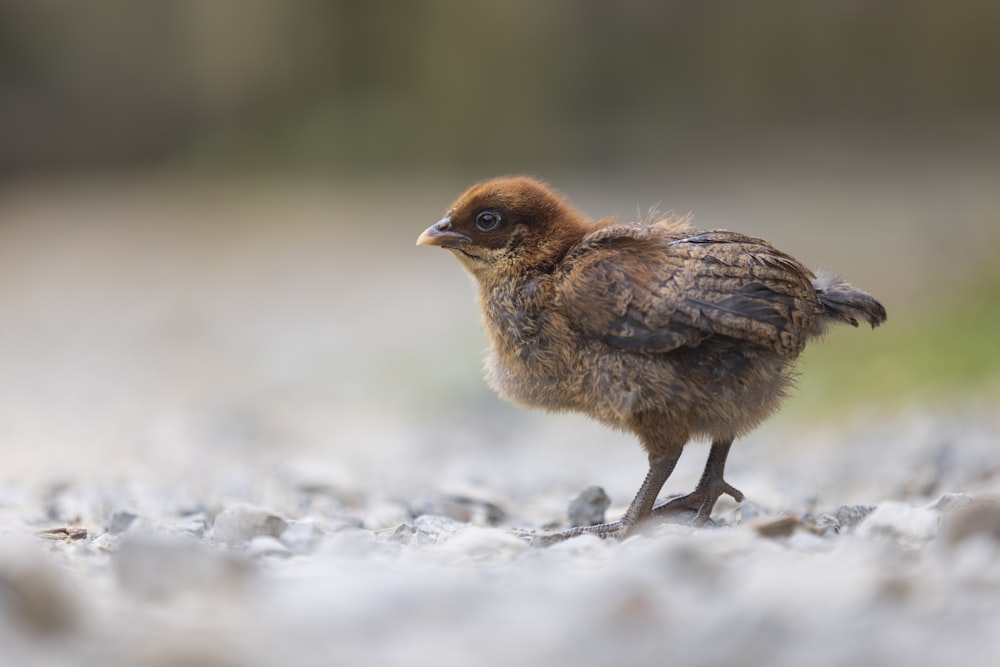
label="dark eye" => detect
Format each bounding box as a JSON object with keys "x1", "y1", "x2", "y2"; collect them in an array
[{"x1": 475, "y1": 211, "x2": 502, "y2": 232}]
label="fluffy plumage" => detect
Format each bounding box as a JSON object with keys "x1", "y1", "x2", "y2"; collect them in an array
[{"x1": 418, "y1": 176, "x2": 886, "y2": 539}]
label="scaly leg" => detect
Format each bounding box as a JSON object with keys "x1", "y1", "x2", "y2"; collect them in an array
[
  {"x1": 653, "y1": 438, "x2": 743, "y2": 524},
  {"x1": 542, "y1": 448, "x2": 684, "y2": 543}
]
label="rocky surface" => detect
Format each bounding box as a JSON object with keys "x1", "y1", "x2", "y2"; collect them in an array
[{"x1": 1, "y1": 407, "x2": 999, "y2": 667}]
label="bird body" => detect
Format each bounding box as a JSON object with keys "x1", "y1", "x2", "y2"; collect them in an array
[{"x1": 418, "y1": 176, "x2": 886, "y2": 538}]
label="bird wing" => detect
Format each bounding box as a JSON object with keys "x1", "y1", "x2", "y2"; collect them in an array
[{"x1": 557, "y1": 226, "x2": 821, "y2": 357}]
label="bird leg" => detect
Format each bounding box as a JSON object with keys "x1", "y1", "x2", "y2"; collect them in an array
[
  {"x1": 548, "y1": 448, "x2": 683, "y2": 541},
  {"x1": 652, "y1": 438, "x2": 743, "y2": 524}
]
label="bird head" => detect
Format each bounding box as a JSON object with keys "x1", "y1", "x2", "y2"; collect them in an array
[{"x1": 417, "y1": 176, "x2": 591, "y2": 280}]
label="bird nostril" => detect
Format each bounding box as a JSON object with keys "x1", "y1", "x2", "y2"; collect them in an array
[{"x1": 436, "y1": 217, "x2": 452, "y2": 231}]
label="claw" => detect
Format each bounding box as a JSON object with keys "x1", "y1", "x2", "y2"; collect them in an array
[{"x1": 653, "y1": 478, "x2": 744, "y2": 525}]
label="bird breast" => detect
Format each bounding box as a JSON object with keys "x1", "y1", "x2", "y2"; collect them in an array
[{"x1": 478, "y1": 277, "x2": 580, "y2": 412}]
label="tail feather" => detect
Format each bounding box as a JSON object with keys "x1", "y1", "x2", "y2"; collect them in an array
[{"x1": 813, "y1": 272, "x2": 887, "y2": 329}]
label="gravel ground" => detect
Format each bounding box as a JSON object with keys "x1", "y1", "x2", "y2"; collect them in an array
[
  {"x1": 2, "y1": 406, "x2": 1000, "y2": 667},
  {"x1": 1, "y1": 174, "x2": 999, "y2": 666}
]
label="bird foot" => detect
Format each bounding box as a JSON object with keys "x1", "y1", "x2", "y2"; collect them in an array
[
  {"x1": 514, "y1": 519, "x2": 638, "y2": 547},
  {"x1": 652, "y1": 480, "x2": 744, "y2": 525}
]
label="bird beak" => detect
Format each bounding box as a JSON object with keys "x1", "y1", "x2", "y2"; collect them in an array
[{"x1": 416, "y1": 217, "x2": 471, "y2": 248}]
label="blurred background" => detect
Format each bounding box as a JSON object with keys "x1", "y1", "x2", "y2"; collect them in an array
[{"x1": 1, "y1": 0, "x2": 998, "y2": 487}]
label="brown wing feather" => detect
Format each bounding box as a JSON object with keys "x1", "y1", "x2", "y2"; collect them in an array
[{"x1": 558, "y1": 226, "x2": 823, "y2": 357}]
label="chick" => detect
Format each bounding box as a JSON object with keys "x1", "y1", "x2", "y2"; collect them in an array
[{"x1": 417, "y1": 176, "x2": 886, "y2": 539}]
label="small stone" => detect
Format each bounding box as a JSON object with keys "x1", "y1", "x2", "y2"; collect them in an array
[
  {"x1": 36, "y1": 526, "x2": 88, "y2": 542},
  {"x1": 802, "y1": 513, "x2": 840, "y2": 536},
  {"x1": 171, "y1": 511, "x2": 209, "y2": 539},
  {"x1": 280, "y1": 520, "x2": 327, "y2": 554},
  {"x1": 413, "y1": 513, "x2": 468, "y2": 536},
  {"x1": 108, "y1": 511, "x2": 138, "y2": 535},
  {"x1": 753, "y1": 515, "x2": 799, "y2": 538},
  {"x1": 246, "y1": 536, "x2": 294, "y2": 559},
  {"x1": 834, "y1": 505, "x2": 877, "y2": 530},
  {"x1": 389, "y1": 522, "x2": 417, "y2": 544},
  {"x1": 804, "y1": 505, "x2": 877, "y2": 536},
  {"x1": 567, "y1": 486, "x2": 611, "y2": 527},
  {"x1": 927, "y1": 493, "x2": 973, "y2": 513},
  {"x1": 211, "y1": 506, "x2": 289, "y2": 547},
  {"x1": 390, "y1": 515, "x2": 465, "y2": 545},
  {"x1": 410, "y1": 495, "x2": 507, "y2": 526},
  {"x1": 941, "y1": 499, "x2": 1000, "y2": 545}
]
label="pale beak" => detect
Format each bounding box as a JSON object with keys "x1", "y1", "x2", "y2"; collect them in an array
[{"x1": 416, "y1": 217, "x2": 471, "y2": 248}]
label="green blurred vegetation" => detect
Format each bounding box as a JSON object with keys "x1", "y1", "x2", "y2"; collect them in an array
[{"x1": 792, "y1": 263, "x2": 1000, "y2": 416}]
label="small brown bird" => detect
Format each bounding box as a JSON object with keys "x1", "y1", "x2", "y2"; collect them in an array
[{"x1": 417, "y1": 176, "x2": 886, "y2": 539}]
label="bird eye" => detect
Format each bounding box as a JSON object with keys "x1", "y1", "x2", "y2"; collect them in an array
[{"x1": 475, "y1": 211, "x2": 502, "y2": 233}]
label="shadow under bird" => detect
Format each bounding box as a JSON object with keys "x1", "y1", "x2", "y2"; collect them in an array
[{"x1": 417, "y1": 176, "x2": 886, "y2": 540}]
